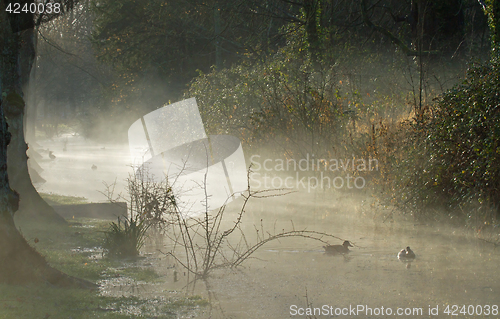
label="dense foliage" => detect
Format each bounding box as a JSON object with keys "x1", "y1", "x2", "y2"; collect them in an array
[
  {"x1": 86, "y1": 0, "x2": 487, "y2": 129},
  {"x1": 431, "y1": 62, "x2": 500, "y2": 207},
  {"x1": 188, "y1": 43, "x2": 352, "y2": 159},
  {"x1": 385, "y1": 61, "x2": 500, "y2": 223},
  {"x1": 25, "y1": 0, "x2": 500, "y2": 225}
]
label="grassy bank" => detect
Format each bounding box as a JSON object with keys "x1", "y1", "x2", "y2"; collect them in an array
[{"x1": 6, "y1": 193, "x2": 208, "y2": 318}]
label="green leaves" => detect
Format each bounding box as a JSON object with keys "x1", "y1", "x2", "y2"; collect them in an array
[
  {"x1": 187, "y1": 45, "x2": 347, "y2": 156},
  {"x1": 103, "y1": 215, "x2": 150, "y2": 258},
  {"x1": 395, "y1": 60, "x2": 500, "y2": 221}
]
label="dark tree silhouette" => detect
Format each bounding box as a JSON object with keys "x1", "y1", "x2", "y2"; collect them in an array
[
  {"x1": 1, "y1": 0, "x2": 82, "y2": 223},
  {"x1": 0, "y1": 0, "x2": 95, "y2": 287}
]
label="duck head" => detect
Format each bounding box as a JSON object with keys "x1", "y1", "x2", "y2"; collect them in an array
[
  {"x1": 398, "y1": 246, "x2": 416, "y2": 260},
  {"x1": 405, "y1": 246, "x2": 416, "y2": 258},
  {"x1": 343, "y1": 241, "x2": 353, "y2": 248}
]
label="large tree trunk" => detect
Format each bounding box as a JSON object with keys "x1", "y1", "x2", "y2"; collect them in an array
[
  {"x1": 304, "y1": 0, "x2": 321, "y2": 63},
  {"x1": 1, "y1": 4, "x2": 65, "y2": 224},
  {"x1": 0, "y1": 98, "x2": 95, "y2": 287},
  {"x1": 492, "y1": 0, "x2": 500, "y2": 60},
  {"x1": 479, "y1": 0, "x2": 500, "y2": 60},
  {"x1": 0, "y1": 2, "x2": 94, "y2": 286},
  {"x1": 24, "y1": 28, "x2": 38, "y2": 146}
]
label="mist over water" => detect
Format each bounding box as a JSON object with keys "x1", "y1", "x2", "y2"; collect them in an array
[
  {"x1": 34, "y1": 134, "x2": 131, "y2": 202},
  {"x1": 32, "y1": 136, "x2": 500, "y2": 318},
  {"x1": 205, "y1": 196, "x2": 499, "y2": 318}
]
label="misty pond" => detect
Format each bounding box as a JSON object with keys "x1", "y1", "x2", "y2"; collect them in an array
[
  {"x1": 29, "y1": 134, "x2": 500, "y2": 319},
  {"x1": 3, "y1": 1, "x2": 500, "y2": 318}
]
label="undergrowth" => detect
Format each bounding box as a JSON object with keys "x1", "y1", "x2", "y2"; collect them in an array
[
  {"x1": 7, "y1": 217, "x2": 207, "y2": 318},
  {"x1": 103, "y1": 215, "x2": 150, "y2": 258}
]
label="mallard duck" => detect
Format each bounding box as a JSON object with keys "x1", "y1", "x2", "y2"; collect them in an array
[
  {"x1": 49, "y1": 151, "x2": 56, "y2": 160},
  {"x1": 398, "y1": 246, "x2": 416, "y2": 260},
  {"x1": 91, "y1": 164, "x2": 97, "y2": 170},
  {"x1": 323, "y1": 240, "x2": 353, "y2": 254}
]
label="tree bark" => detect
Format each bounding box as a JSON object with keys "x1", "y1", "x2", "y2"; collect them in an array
[
  {"x1": 478, "y1": 0, "x2": 500, "y2": 60},
  {"x1": 0, "y1": 2, "x2": 66, "y2": 224},
  {"x1": 0, "y1": 99, "x2": 95, "y2": 287},
  {"x1": 304, "y1": 0, "x2": 321, "y2": 62},
  {"x1": 492, "y1": 0, "x2": 500, "y2": 60},
  {"x1": 24, "y1": 28, "x2": 38, "y2": 146},
  {"x1": 0, "y1": 2, "x2": 94, "y2": 287}
]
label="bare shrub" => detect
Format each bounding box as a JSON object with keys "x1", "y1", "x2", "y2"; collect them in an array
[
  {"x1": 160, "y1": 169, "x2": 346, "y2": 279},
  {"x1": 103, "y1": 166, "x2": 346, "y2": 276},
  {"x1": 103, "y1": 165, "x2": 177, "y2": 227}
]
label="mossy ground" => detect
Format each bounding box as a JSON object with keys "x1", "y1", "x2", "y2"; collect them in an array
[{"x1": 3, "y1": 194, "x2": 208, "y2": 318}]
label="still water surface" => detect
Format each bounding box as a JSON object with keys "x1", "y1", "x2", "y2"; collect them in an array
[
  {"x1": 96, "y1": 193, "x2": 500, "y2": 319},
  {"x1": 34, "y1": 136, "x2": 500, "y2": 318}
]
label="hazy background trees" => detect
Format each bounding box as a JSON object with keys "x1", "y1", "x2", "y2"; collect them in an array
[
  {"x1": 81, "y1": 0, "x2": 489, "y2": 139},
  {"x1": 26, "y1": 0, "x2": 500, "y2": 225}
]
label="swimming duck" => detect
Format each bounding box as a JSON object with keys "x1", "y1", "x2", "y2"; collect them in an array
[
  {"x1": 323, "y1": 240, "x2": 353, "y2": 254},
  {"x1": 91, "y1": 164, "x2": 97, "y2": 170},
  {"x1": 398, "y1": 246, "x2": 416, "y2": 260}
]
